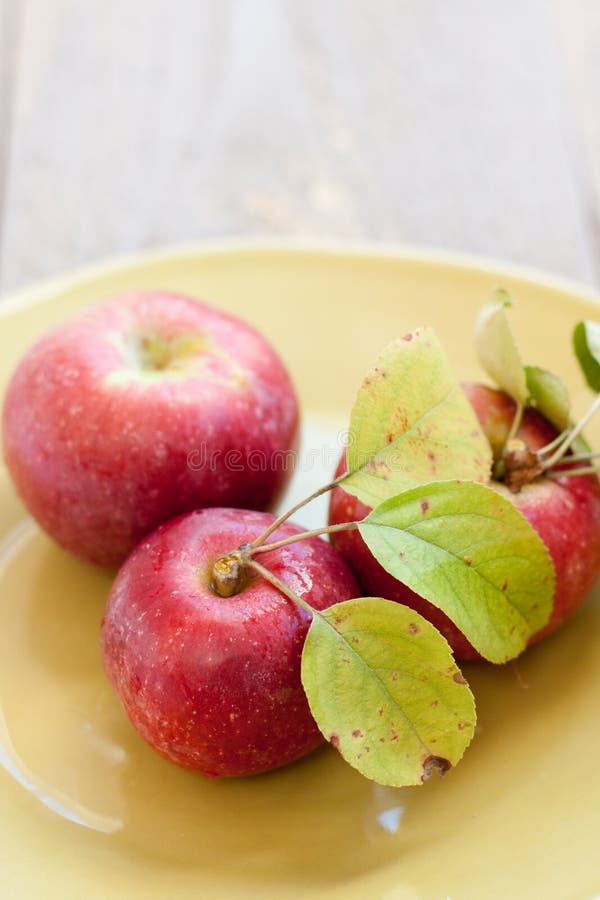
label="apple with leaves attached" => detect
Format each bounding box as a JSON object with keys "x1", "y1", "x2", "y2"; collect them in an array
[
  {"x1": 329, "y1": 384, "x2": 600, "y2": 659},
  {"x1": 101, "y1": 508, "x2": 362, "y2": 778},
  {"x1": 2, "y1": 292, "x2": 299, "y2": 567},
  {"x1": 101, "y1": 505, "x2": 476, "y2": 783},
  {"x1": 329, "y1": 296, "x2": 600, "y2": 661}
]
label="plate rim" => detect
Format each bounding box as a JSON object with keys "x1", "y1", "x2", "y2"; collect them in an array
[{"x1": 1, "y1": 238, "x2": 599, "y2": 318}]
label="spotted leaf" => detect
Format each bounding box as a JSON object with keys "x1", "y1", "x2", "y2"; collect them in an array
[
  {"x1": 343, "y1": 328, "x2": 491, "y2": 507},
  {"x1": 359, "y1": 480, "x2": 555, "y2": 663},
  {"x1": 301, "y1": 597, "x2": 475, "y2": 787}
]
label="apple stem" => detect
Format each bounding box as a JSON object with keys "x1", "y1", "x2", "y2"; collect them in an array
[
  {"x1": 210, "y1": 547, "x2": 253, "y2": 598},
  {"x1": 542, "y1": 393, "x2": 600, "y2": 470},
  {"x1": 246, "y1": 558, "x2": 321, "y2": 619},
  {"x1": 249, "y1": 521, "x2": 361, "y2": 556},
  {"x1": 249, "y1": 475, "x2": 347, "y2": 549}
]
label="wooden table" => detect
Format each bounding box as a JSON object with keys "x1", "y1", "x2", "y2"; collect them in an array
[{"x1": 1, "y1": 0, "x2": 599, "y2": 295}]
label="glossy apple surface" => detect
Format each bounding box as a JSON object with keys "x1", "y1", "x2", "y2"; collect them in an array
[
  {"x1": 2, "y1": 292, "x2": 299, "y2": 566},
  {"x1": 329, "y1": 383, "x2": 600, "y2": 660},
  {"x1": 101, "y1": 508, "x2": 360, "y2": 778}
]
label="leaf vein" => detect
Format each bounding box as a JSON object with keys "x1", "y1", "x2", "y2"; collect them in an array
[
  {"x1": 353, "y1": 383, "x2": 459, "y2": 471},
  {"x1": 373, "y1": 525, "x2": 532, "y2": 637},
  {"x1": 325, "y1": 618, "x2": 438, "y2": 759}
]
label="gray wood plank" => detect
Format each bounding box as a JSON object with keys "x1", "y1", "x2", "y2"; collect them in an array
[
  {"x1": 0, "y1": 0, "x2": 597, "y2": 293},
  {"x1": 551, "y1": 0, "x2": 600, "y2": 282},
  {"x1": 0, "y1": 0, "x2": 21, "y2": 290}
]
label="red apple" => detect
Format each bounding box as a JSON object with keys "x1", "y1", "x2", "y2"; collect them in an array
[
  {"x1": 2, "y1": 292, "x2": 299, "y2": 567},
  {"x1": 329, "y1": 383, "x2": 600, "y2": 660},
  {"x1": 101, "y1": 507, "x2": 360, "y2": 777}
]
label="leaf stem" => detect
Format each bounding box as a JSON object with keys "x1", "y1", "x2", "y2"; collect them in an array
[
  {"x1": 249, "y1": 521, "x2": 360, "y2": 556},
  {"x1": 537, "y1": 428, "x2": 572, "y2": 457},
  {"x1": 249, "y1": 475, "x2": 347, "y2": 549},
  {"x1": 542, "y1": 393, "x2": 600, "y2": 470},
  {"x1": 505, "y1": 401, "x2": 524, "y2": 446},
  {"x1": 246, "y1": 558, "x2": 320, "y2": 619},
  {"x1": 547, "y1": 465, "x2": 599, "y2": 479},
  {"x1": 550, "y1": 449, "x2": 600, "y2": 465}
]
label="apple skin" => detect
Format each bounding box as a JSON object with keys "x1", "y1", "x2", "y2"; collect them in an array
[
  {"x1": 2, "y1": 292, "x2": 299, "y2": 567},
  {"x1": 328, "y1": 383, "x2": 600, "y2": 661},
  {"x1": 101, "y1": 507, "x2": 360, "y2": 778}
]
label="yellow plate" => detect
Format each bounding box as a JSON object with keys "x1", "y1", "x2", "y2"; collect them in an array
[{"x1": 1, "y1": 243, "x2": 599, "y2": 900}]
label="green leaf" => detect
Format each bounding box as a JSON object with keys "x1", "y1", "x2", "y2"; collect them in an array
[
  {"x1": 301, "y1": 597, "x2": 475, "y2": 787},
  {"x1": 359, "y1": 481, "x2": 555, "y2": 664},
  {"x1": 573, "y1": 320, "x2": 600, "y2": 392},
  {"x1": 525, "y1": 365, "x2": 571, "y2": 432},
  {"x1": 474, "y1": 289, "x2": 528, "y2": 405},
  {"x1": 343, "y1": 327, "x2": 492, "y2": 507}
]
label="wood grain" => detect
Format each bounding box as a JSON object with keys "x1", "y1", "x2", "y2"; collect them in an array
[
  {"x1": 552, "y1": 0, "x2": 600, "y2": 282},
  {"x1": 0, "y1": 1, "x2": 599, "y2": 293},
  {"x1": 0, "y1": 0, "x2": 21, "y2": 290}
]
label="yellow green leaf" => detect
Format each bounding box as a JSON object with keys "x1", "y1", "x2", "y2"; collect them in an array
[
  {"x1": 359, "y1": 480, "x2": 555, "y2": 663},
  {"x1": 343, "y1": 328, "x2": 491, "y2": 507},
  {"x1": 301, "y1": 597, "x2": 475, "y2": 787}
]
